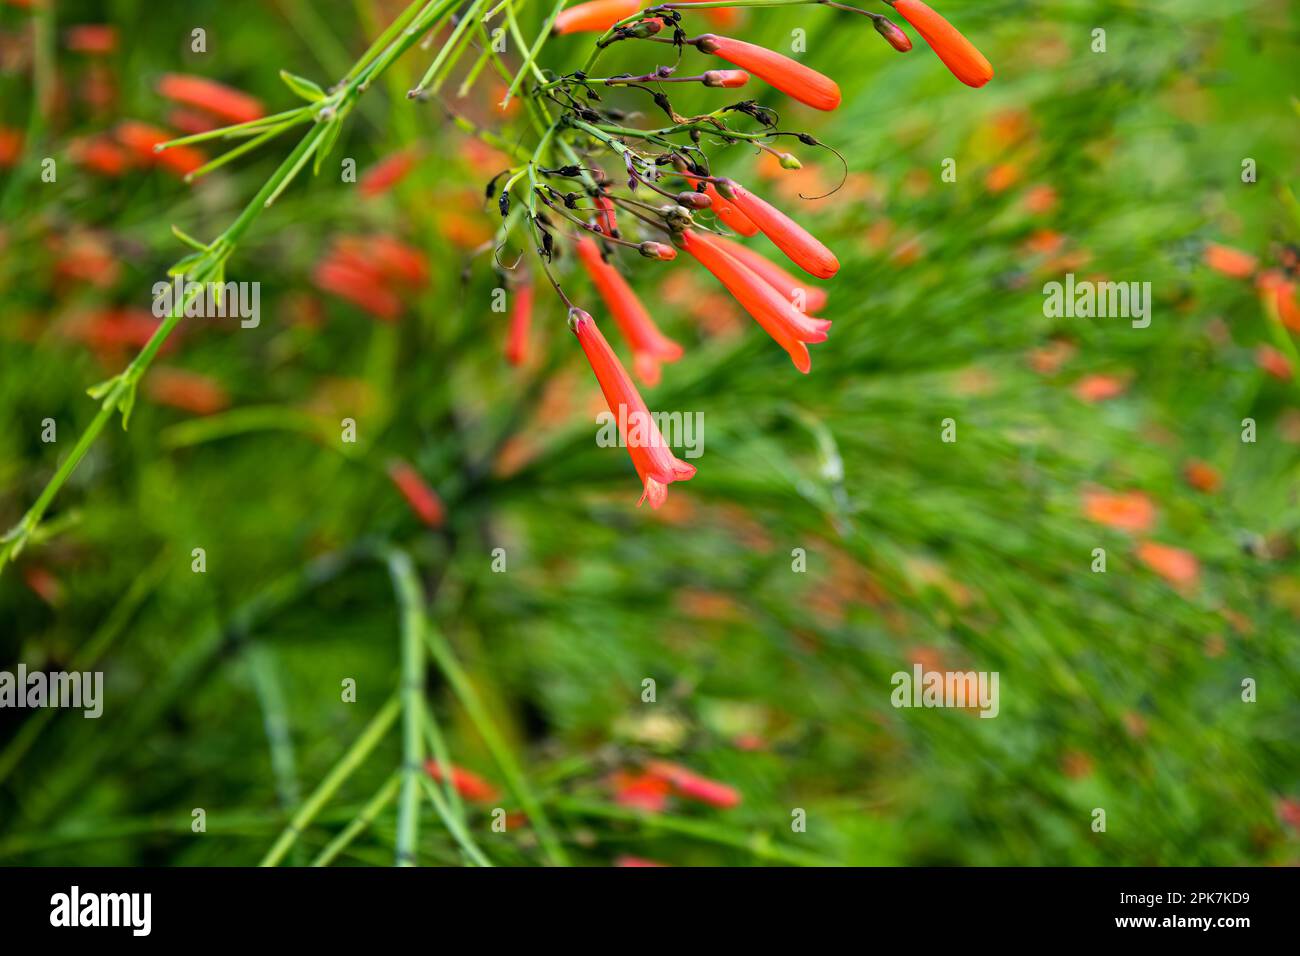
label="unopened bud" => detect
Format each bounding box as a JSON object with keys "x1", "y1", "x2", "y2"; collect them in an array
[
  {"x1": 778, "y1": 152, "x2": 802, "y2": 170},
  {"x1": 629, "y1": 17, "x2": 665, "y2": 39},
  {"x1": 567, "y1": 307, "x2": 592, "y2": 332},
  {"x1": 873, "y1": 16, "x2": 912, "y2": 53},
  {"x1": 677, "y1": 190, "x2": 712, "y2": 210},
  {"x1": 702, "y1": 70, "x2": 749, "y2": 89},
  {"x1": 693, "y1": 33, "x2": 721, "y2": 55},
  {"x1": 660, "y1": 204, "x2": 696, "y2": 231},
  {"x1": 639, "y1": 241, "x2": 677, "y2": 261}
]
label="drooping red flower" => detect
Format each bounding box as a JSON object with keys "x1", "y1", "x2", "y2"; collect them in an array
[
  {"x1": 1082, "y1": 489, "x2": 1155, "y2": 533},
  {"x1": 593, "y1": 193, "x2": 619, "y2": 237},
  {"x1": 873, "y1": 15, "x2": 913, "y2": 52},
  {"x1": 115, "y1": 121, "x2": 206, "y2": 176},
  {"x1": 65, "y1": 24, "x2": 118, "y2": 55},
  {"x1": 614, "y1": 855, "x2": 668, "y2": 867},
  {"x1": 720, "y1": 180, "x2": 840, "y2": 279},
  {"x1": 312, "y1": 256, "x2": 403, "y2": 320},
  {"x1": 708, "y1": 233, "x2": 829, "y2": 313},
  {"x1": 703, "y1": 181, "x2": 757, "y2": 236},
  {"x1": 553, "y1": 0, "x2": 641, "y2": 35},
  {"x1": 505, "y1": 281, "x2": 534, "y2": 367},
  {"x1": 1136, "y1": 541, "x2": 1200, "y2": 590},
  {"x1": 888, "y1": 0, "x2": 994, "y2": 88},
  {"x1": 694, "y1": 35, "x2": 841, "y2": 111},
  {"x1": 1204, "y1": 242, "x2": 1257, "y2": 279},
  {"x1": 0, "y1": 127, "x2": 23, "y2": 168},
  {"x1": 359, "y1": 149, "x2": 418, "y2": 198},
  {"x1": 679, "y1": 229, "x2": 830, "y2": 373},
  {"x1": 388, "y1": 459, "x2": 445, "y2": 528},
  {"x1": 575, "y1": 236, "x2": 683, "y2": 386},
  {"x1": 157, "y1": 73, "x2": 265, "y2": 124},
  {"x1": 146, "y1": 368, "x2": 230, "y2": 416},
  {"x1": 645, "y1": 760, "x2": 742, "y2": 809},
  {"x1": 70, "y1": 136, "x2": 132, "y2": 177},
  {"x1": 424, "y1": 761, "x2": 499, "y2": 802},
  {"x1": 611, "y1": 771, "x2": 672, "y2": 812},
  {"x1": 1255, "y1": 344, "x2": 1293, "y2": 381},
  {"x1": 570, "y1": 308, "x2": 696, "y2": 508}
]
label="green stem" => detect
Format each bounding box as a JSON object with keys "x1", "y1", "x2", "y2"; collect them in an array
[
  {"x1": 387, "y1": 550, "x2": 427, "y2": 866},
  {"x1": 260, "y1": 695, "x2": 401, "y2": 867},
  {"x1": 310, "y1": 773, "x2": 402, "y2": 867}
]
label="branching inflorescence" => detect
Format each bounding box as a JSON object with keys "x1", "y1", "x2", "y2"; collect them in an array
[{"x1": 0, "y1": 0, "x2": 994, "y2": 573}]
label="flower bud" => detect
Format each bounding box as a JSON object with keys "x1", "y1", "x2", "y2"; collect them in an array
[
  {"x1": 567, "y1": 306, "x2": 593, "y2": 332},
  {"x1": 702, "y1": 69, "x2": 750, "y2": 89},
  {"x1": 873, "y1": 16, "x2": 913, "y2": 53},
  {"x1": 676, "y1": 190, "x2": 712, "y2": 210},
  {"x1": 660, "y1": 204, "x2": 696, "y2": 231},
  {"x1": 628, "y1": 17, "x2": 665, "y2": 39},
  {"x1": 777, "y1": 152, "x2": 802, "y2": 170},
  {"x1": 639, "y1": 241, "x2": 678, "y2": 261}
]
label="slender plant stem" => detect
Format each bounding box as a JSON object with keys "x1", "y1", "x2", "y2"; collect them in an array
[
  {"x1": 310, "y1": 773, "x2": 402, "y2": 867},
  {"x1": 260, "y1": 695, "x2": 400, "y2": 867},
  {"x1": 387, "y1": 550, "x2": 427, "y2": 866}
]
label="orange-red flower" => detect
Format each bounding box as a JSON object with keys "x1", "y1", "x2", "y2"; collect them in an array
[
  {"x1": 146, "y1": 368, "x2": 230, "y2": 416},
  {"x1": 388, "y1": 460, "x2": 445, "y2": 528},
  {"x1": 679, "y1": 229, "x2": 830, "y2": 373},
  {"x1": 645, "y1": 760, "x2": 741, "y2": 809},
  {"x1": 575, "y1": 236, "x2": 683, "y2": 386},
  {"x1": 888, "y1": 0, "x2": 994, "y2": 88},
  {"x1": 157, "y1": 73, "x2": 265, "y2": 124},
  {"x1": 694, "y1": 35, "x2": 841, "y2": 111},
  {"x1": 115, "y1": 121, "x2": 206, "y2": 176},
  {"x1": 593, "y1": 193, "x2": 620, "y2": 237},
  {"x1": 553, "y1": 0, "x2": 640, "y2": 34},
  {"x1": 65, "y1": 24, "x2": 118, "y2": 55},
  {"x1": 702, "y1": 181, "x2": 757, "y2": 236},
  {"x1": 1183, "y1": 460, "x2": 1222, "y2": 494},
  {"x1": 1255, "y1": 344, "x2": 1293, "y2": 381},
  {"x1": 708, "y1": 234, "x2": 828, "y2": 313},
  {"x1": 1203, "y1": 242, "x2": 1257, "y2": 279},
  {"x1": 1136, "y1": 541, "x2": 1199, "y2": 590},
  {"x1": 505, "y1": 281, "x2": 534, "y2": 367},
  {"x1": 360, "y1": 149, "x2": 417, "y2": 198},
  {"x1": 611, "y1": 771, "x2": 672, "y2": 812},
  {"x1": 702, "y1": 69, "x2": 750, "y2": 88},
  {"x1": 570, "y1": 308, "x2": 696, "y2": 508},
  {"x1": 721, "y1": 180, "x2": 840, "y2": 278},
  {"x1": 0, "y1": 127, "x2": 23, "y2": 168},
  {"x1": 1083, "y1": 489, "x2": 1155, "y2": 533},
  {"x1": 424, "y1": 761, "x2": 499, "y2": 801}
]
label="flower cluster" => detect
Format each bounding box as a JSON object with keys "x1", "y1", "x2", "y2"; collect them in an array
[{"x1": 508, "y1": 0, "x2": 993, "y2": 507}]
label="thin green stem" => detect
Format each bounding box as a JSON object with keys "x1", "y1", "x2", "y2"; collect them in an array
[
  {"x1": 260, "y1": 695, "x2": 401, "y2": 867},
  {"x1": 387, "y1": 550, "x2": 427, "y2": 866},
  {"x1": 310, "y1": 773, "x2": 402, "y2": 867}
]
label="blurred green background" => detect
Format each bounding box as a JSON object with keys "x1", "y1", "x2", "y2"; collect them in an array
[{"x1": 1, "y1": 0, "x2": 1298, "y2": 866}]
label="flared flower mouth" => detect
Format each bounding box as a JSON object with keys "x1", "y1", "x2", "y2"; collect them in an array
[{"x1": 570, "y1": 309, "x2": 696, "y2": 508}]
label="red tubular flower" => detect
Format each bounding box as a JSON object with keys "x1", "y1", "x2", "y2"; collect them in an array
[
  {"x1": 702, "y1": 69, "x2": 750, "y2": 89},
  {"x1": 146, "y1": 368, "x2": 230, "y2": 416},
  {"x1": 703, "y1": 181, "x2": 758, "y2": 236},
  {"x1": 1204, "y1": 242, "x2": 1257, "y2": 279},
  {"x1": 553, "y1": 0, "x2": 641, "y2": 35},
  {"x1": 114, "y1": 121, "x2": 206, "y2": 176},
  {"x1": 695, "y1": 35, "x2": 841, "y2": 111},
  {"x1": 722, "y1": 181, "x2": 840, "y2": 279},
  {"x1": 424, "y1": 761, "x2": 499, "y2": 802},
  {"x1": 359, "y1": 149, "x2": 417, "y2": 198},
  {"x1": 888, "y1": 0, "x2": 993, "y2": 88},
  {"x1": 645, "y1": 760, "x2": 742, "y2": 809},
  {"x1": 708, "y1": 234, "x2": 829, "y2": 313},
  {"x1": 575, "y1": 236, "x2": 683, "y2": 386},
  {"x1": 679, "y1": 229, "x2": 830, "y2": 374},
  {"x1": 157, "y1": 73, "x2": 265, "y2": 124},
  {"x1": 65, "y1": 24, "x2": 118, "y2": 55},
  {"x1": 593, "y1": 193, "x2": 619, "y2": 237},
  {"x1": 388, "y1": 460, "x2": 445, "y2": 528},
  {"x1": 505, "y1": 281, "x2": 534, "y2": 367},
  {"x1": 312, "y1": 256, "x2": 403, "y2": 320},
  {"x1": 570, "y1": 308, "x2": 696, "y2": 508}
]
